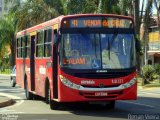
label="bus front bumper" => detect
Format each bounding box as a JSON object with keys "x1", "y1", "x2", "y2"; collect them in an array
[{"x1": 58, "y1": 78, "x2": 137, "y2": 102}]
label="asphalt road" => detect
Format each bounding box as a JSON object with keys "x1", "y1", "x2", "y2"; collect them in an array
[{"x1": 0, "y1": 75, "x2": 160, "y2": 120}]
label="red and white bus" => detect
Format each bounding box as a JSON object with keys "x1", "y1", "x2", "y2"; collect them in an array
[{"x1": 16, "y1": 14, "x2": 137, "y2": 109}]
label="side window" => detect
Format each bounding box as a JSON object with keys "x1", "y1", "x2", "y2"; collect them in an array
[
  {"x1": 44, "y1": 29, "x2": 52, "y2": 57},
  {"x1": 21, "y1": 37, "x2": 26, "y2": 58},
  {"x1": 26, "y1": 35, "x2": 30, "y2": 58},
  {"x1": 17, "y1": 38, "x2": 21, "y2": 58},
  {"x1": 36, "y1": 31, "x2": 44, "y2": 57}
]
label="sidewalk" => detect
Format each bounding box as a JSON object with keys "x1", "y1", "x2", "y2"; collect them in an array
[
  {"x1": 0, "y1": 74, "x2": 10, "y2": 80},
  {"x1": 0, "y1": 95, "x2": 15, "y2": 108},
  {"x1": 138, "y1": 86, "x2": 160, "y2": 90}
]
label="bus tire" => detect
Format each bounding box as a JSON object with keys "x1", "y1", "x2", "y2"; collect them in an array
[
  {"x1": 24, "y1": 79, "x2": 33, "y2": 100},
  {"x1": 50, "y1": 99, "x2": 59, "y2": 110},
  {"x1": 45, "y1": 80, "x2": 49, "y2": 104},
  {"x1": 47, "y1": 85, "x2": 59, "y2": 110}
]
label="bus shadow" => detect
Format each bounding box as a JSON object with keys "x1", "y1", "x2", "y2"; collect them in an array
[
  {"x1": 55, "y1": 96, "x2": 160, "y2": 119},
  {"x1": 57, "y1": 102, "x2": 129, "y2": 119}
]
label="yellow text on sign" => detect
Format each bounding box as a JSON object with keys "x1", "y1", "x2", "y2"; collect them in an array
[{"x1": 63, "y1": 58, "x2": 86, "y2": 65}]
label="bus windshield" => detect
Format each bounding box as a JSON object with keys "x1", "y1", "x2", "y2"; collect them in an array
[{"x1": 60, "y1": 31, "x2": 136, "y2": 70}]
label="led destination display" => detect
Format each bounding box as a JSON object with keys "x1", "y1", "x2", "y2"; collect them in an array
[{"x1": 62, "y1": 17, "x2": 133, "y2": 28}]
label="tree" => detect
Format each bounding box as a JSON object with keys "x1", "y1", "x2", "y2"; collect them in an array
[
  {"x1": 61, "y1": 0, "x2": 98, "y2": 14},
  {"x1": 119, "y1": 0, "x2": 133, "y2": 15},
  {"x1": 12, "y1": 0, "x2": 65, "y2": 30},
  {"x1": 0, "y1": 0, "x2": 23, "y2": 67},
  {"x1": 154, "y1": 0, "x2": 160, "y2": 28},
  {"x1": 97, "y1": 0, "x2": 120, "y2": 14},
  {"x1": 0, "y1": 14, "x2": 16, "y2": 67},
  {"x1": 143, "y1": 0, "x2": 154, "y2": 65},
  {"x1": 134, "y1": 0, "x2": 140, "y2": 36},
  {"x1": 66, "y1": 0, "x2": 86, "y2": 14}
]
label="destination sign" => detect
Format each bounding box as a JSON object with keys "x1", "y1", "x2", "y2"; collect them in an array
[{"x1": 62, "y1": 17, "x2": 133, "y2": 28}]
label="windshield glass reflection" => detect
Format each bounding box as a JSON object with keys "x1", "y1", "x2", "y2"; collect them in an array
[{"x1": 60, "y1": 33, "x2": 136, "y2": 70}]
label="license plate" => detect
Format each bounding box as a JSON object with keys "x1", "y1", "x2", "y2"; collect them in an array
[{"x1": 95, "y1": 92, "x2": 108, "y2": 96}]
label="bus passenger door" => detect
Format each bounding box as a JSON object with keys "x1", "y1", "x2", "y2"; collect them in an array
[
  {"x1": 30, "y1": 35, "x2": 36, "y2": 91},
  {"x1": 53, "y1": 26, "x2": 58, "y2": 99}
]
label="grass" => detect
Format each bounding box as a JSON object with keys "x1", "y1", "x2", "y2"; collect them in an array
[
  {"x1": 0, "y1": 69, "x2": 11, "y2": 75},
  {"x1": 137, "y1": 77, "x2": 160, "y2": 88},
  {"x1": 143, "y1": 83, "x2": 160, "y2": 88},
  {"x1": 137, "y1": 77, "x2": 143, "y2": 86}
]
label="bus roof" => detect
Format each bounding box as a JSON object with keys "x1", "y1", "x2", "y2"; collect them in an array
[
  {"x1": 62, "y1": 14, "x2": 133, "y2": 20},
  {"x1": 16, "y1": 15, "x2": 64, "y2": 36},
  {"x1": 16, "y1": 14, "x2": 133, "y2": 37}
]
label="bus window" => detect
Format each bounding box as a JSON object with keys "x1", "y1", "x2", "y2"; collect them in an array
[
  {"x1": 36, "y1": 31, "x2": 44, "y2": 57},
  {"x1": 17, "y1": 38, "x2": 21, "y2": 58},
  {"x1": 21, "y1": 37, "x2": 26, "y2": 58},
  {"x1": 101, "y1": 34, "x2": 135, "y2": 69},
  {"x1": 61, "y1": 33, "x2": 101, "y2": 69},
  {"x1": 26, "y1": 35, "x2": 30, "y2": 58},
  {"x1": 44, "y1": 29, "x2": 52, "y2": 57},
  {"x1": 61, "y1": 33, "x2": 135, "y2": 69}
]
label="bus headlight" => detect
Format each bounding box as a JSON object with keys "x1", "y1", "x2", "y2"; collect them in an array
[
  {"x1": 60, "y1": 75, "x2": 80, "y2": 90},
  {"x1": 60, "y1": 75, "x2": 136, "y2": 90},
  {"x1": 121, "y1": 77, "x2": 137, "y2": 89}
]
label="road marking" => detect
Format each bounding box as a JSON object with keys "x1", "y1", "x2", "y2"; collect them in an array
[
  {"x1": 121, "y1": 101, "x2": 155, "y2": 108},
  {"x1": 139, "y1": 90, "x2": 160, "y2": 94},
  {"x1": 0, "y1": 109, "x2": 24, "y2": 114},
  {"x1": 0, "y1": 109, "x2": 15, "y2": 112},
  {"x1": 0, "y1": 93, "x2": 24, "y2": 108},
  {"x1": 138, "y1": 92, "x2": 160, "y2": 95},
  {"x1": 0, "y1": 90, "x2": 23, "y2": 93}
]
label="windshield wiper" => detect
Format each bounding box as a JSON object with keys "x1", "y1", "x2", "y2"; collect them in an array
[
  {"x1": 107, "y1": 37, "x2": 110, "y2": 60},
  {"x1": 108, "y1": 31, "x2": 119, "y2": 60}
]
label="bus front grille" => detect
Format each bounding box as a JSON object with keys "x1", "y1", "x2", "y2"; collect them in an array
[{"x1": 79, "y1": 90, "x2": 123, "y2": 99}]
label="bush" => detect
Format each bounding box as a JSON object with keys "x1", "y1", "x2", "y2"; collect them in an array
[
  {"x1": 154, "y1": 64, "x2": 160, "y2": 83},
  {"x1": 0, "y1": 67, "x2": 11, "y2": 74},
  {"x1": 154, "y1": 64, "x2": 160, "y2": 75},
  {"x1": 141, "y1": 65, "x2": 155, "y2": 85}
]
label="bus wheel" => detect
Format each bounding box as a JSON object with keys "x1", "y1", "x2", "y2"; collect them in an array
[
  {"x1": 24, "y1": 79, "x2": 33, "y2": 100},
  {"x1": 48, "y1": 86, "x2": 59, "y2": 110},
  {"x1": 45, "y1": 81, "x2": 50, "y2": 104}
]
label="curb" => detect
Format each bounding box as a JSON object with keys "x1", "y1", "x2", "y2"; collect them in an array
[
  {"x1": 138, "y1": 86, "x2": 159, "y2": 90},
  {"x1": 0, "y1": 74, "x2": 10, "y2": 80},
  {"x1": 0, "y1": 97, "x2": 15, "y2": 108},
  {"x1": 0, "y1": 93, "x2": 24, "y2": 109}
]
